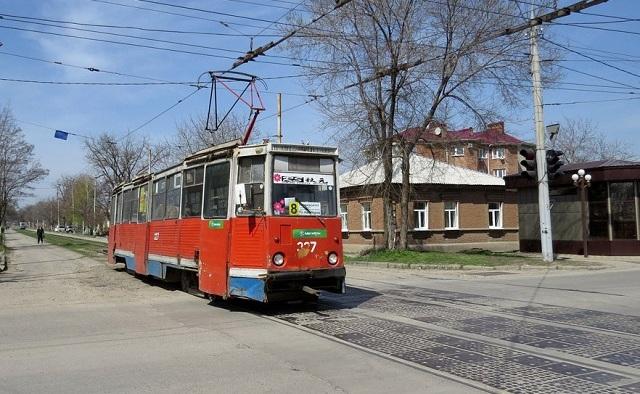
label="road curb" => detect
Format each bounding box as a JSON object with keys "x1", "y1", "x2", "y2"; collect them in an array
[{"x1": 345, "y1": 260, "x2": 608, "y2": 271}]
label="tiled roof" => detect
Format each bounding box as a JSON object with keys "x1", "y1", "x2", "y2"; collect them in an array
[
  {"x1": 340, "y1": 154, "x2": 505, "y2": 188},
  {"x1": 400, "y1": 125, "x2": 525, "y2": 145}
]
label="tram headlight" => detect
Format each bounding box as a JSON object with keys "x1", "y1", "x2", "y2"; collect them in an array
[
  {"x1": 273, "y1": 253, "x2": 285, "y2": 266},
  {"x1": 328, "y1": 252, "x2": 339, "y2": 265}
]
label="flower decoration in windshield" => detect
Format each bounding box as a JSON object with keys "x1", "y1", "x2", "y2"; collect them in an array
[{"x1": 273, "y1": 198, "x2": 286, "y2": 215}]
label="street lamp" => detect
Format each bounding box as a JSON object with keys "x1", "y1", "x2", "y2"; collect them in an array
[{"x1": 572, "y1": 169, "x2": 592, "y2": 257}]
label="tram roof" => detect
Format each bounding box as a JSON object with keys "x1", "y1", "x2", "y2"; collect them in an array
[{"x1": 113, "y1": 139, "x2": 339, "y2": 193}]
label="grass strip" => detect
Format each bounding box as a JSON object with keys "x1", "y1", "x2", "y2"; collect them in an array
[{"x1": 17, "y1": 229, "x2": 106, "y2": 260}]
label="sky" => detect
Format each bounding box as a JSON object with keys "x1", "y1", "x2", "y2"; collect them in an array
[{"x1": 1, "y1": 0, "x2": 639, "y2": 206}]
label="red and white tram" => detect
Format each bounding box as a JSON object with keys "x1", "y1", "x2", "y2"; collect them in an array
[{"x1": 108, "y1": 139, "x2": 345, "y2": 302}]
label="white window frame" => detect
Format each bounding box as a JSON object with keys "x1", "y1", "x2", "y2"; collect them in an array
[
  {"x1": 444, "y1": 201, "x2": 459, "y2": 230},
  {"x1": 488, "y1": 202, "x2": 503, "y2": 229},
  {"x1": 478, "y1": 148, "x2": 488, "y2": 159},
  {"x1": 413, "y1": 201, "x2": 429, "y2": 230},
  {"x1": 452, "y1": 146, "x2": 465, "y2": 157},
  {"x1": 361, "y1": 202, "x2": 372, "y2": 231},
  {"x1": 340, "y1": 203, "x2": 348, "y2": 232},
  {"x1": 491, "y1": 147, "x2": 505, "y2": 159},
  {"x1": 493, "y1": 168, "x2": 507, "y2": 178}
]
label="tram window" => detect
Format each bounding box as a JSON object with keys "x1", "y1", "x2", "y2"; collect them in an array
[
  {"x1": 111, "y1": 195, "x2": 117, "y2": 224},
  {"x1": 152, "y1": 178, "x2": 166, "y2": 220},
  {"x1": 165, "y1": 174, "x2": 181, "y2": 219},
  {"x1": 203, "y1": 162, "x2": 230, "y2": 218},
  {"x1": 117, "y1": 192, "x2": 124, "y2": 224},
  {"x1": 272, "y1": 155, "x2": 337, "y2": 217},
  {"x1": 123, "y1": 188, "x2": 138, "y2": 223},
  {"x1": 237, "y1": 156, "x2": 265, "y2": 211},
  {"x1": 182, "y1": 167, "x2": 204, "y2": 217},
  {"x1": 138, "y1": 184, "x2": 149, "y2": 223}
]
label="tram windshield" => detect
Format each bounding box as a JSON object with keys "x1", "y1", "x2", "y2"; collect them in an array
[{"x1": 271, "y1": 155, "x2": 337, "y2": 217}]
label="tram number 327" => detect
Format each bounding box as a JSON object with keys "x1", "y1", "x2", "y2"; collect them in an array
[{"x1": 297, "y1": 241, "x2": 317, "y2": 253}]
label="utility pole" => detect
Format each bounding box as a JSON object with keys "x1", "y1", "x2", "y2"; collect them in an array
[
  {"x1": 148, "y1": 147, "x2": 152, "y2": 174},
  {"x1": 93, "y1": 177, "x2": 97, "y2": 235},
  {"x1": 530, "y1": 6, "x2": 553, "y2": 262},
  {"x1": 277, "y1": 93, "x2": 282, "y2": 143},
  {"x1": 56, "y1": 187, "x2": 60, "y2": 226}
]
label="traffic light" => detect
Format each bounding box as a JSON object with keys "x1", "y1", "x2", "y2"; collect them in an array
[
  {"x1": 520, "y1": 148, "x2": 537, "y2": 179},
  {"x1": 546, "y1": 149, "x2": 564, "y2": 179}
]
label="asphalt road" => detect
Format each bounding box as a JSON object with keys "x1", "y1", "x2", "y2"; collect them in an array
[
  {"x1": 1, "y1": 230, "x2": 640, "y2": 393},
  {"x1": 0, "y1": 231, "x2": 474, "y2": 394}
]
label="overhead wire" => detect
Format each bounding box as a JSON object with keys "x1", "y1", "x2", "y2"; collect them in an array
[
  {"x1": 0, "y1": 15, "x2": 368, "y2": 69},
  {"x1": 0, "y1": 50, "x2": 198, "y2": 86},
  {"x1": 542, "y1": 37, "x2": 640, "y2": 80},
  {"x1": 122, "y1": 87, "x2": 205, "y2": 139},
  {"x1": 551, "y1": 21, "x2": 640, "y2": 36},
  {"x1": 0, "y1": 13, "x2": 282, "y2": 38},
  {"x1": 91, "y1": 0, "x2": 282, "y2": 33}
]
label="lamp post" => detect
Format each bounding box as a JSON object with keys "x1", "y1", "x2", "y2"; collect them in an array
[{"x1": 572, "y1": 169, "x2": 592, "y2": 257}]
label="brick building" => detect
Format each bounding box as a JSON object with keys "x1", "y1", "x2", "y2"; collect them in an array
[
  {"x1": 339, "y1": 154, "x2": 519, "y2": 253},
  {"x1": 400, "y1": 121, "x2": 532, "y2": 178}
]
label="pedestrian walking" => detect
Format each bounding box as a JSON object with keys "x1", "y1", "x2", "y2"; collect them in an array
[{"x1": 36, "y1": 226, "x2": 44, "y2": 244}]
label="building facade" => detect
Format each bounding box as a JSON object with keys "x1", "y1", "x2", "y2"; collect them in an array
[
  {"x1": 506, "y1": 160, "x2": 640, "y2": 256},
  {"x1": 401, "y1": 121, "x2": 532, "y2": 178},
  {"x1": 339, "y1": 154, "x2": 519, "y2": 253}
]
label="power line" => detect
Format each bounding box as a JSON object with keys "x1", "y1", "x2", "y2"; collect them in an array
[
  {"x1": 546, "y1": 96, "x2": 640, "y2": 106},
  {"x1": 231, "y1": 0, "x2": 354, "y2": 69},
  {"x1": 0, "y1": 13, "x2": 281, "y2": 38},
  {"x1": 542, "y1": 37, "x2": 640, "y2": 80},
  {"x1": 551, "y1": 63, "x2": 639, "y2": 90},
  {"x1": 0, "y1": 16, "x2": 359, "y2": 69},
  {"x1": 123, "y1": 87, "x2": 205, "y2": 139},
  {"x1": 552, "y1": 21, "x2": 640, "y2": 36},
  {"x1": 91, "y1": 0, "x2": 282, "y2": 33},
  {"x1": 15, "y1": 118, "x2": 91, "y2": 139},
  {"x1": 0, "y1": 77, "x2": 202, "y2": 86},
  {"x1": 137, "y1": 0, "x2": 310, "y2": 30},
  {"x1": 0, "y1": 50, "x2": 197, "y2": 85},
  {"x1": 0, "y1": 24, "x2": 333, "y2": 70}
]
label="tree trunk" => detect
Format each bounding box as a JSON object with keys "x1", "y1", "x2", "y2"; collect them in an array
[
  {"x1": 399, "y1": 143, "x2": 411, "y2": 250},
  {"x1": 381, "y1": 142, "x2": 395, "y2": 250}
]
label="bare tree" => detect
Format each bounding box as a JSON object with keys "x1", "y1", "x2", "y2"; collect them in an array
[
  {"x1": 84, "y1": 133, "x2": 166, "y2": 191},
  {"x1": 84, "y1": 133, "x2": 165, "y2": 222},
  {"x1": 552, "y1": 118, "x2": 636, "y2": 164},
  {"x1": 0, "y1": 105, "x2": 49, "y2": 228},
  {"x1": 162, "y1": 113, "x2": 248, "y2": 166},
  {"x1": 286, "y1": 0, "x2": 547, "y2": 249}
]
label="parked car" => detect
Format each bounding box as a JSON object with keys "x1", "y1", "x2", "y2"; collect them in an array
[
  {"x1": 65, "y1": 226, "x2": 74, "y2": 233},
  {"x1": 18, "y1": 222, "x2": 27, "y2": 230},
  {"x1": 54, "y1": 225, "x2": 65, "y2": 233}
]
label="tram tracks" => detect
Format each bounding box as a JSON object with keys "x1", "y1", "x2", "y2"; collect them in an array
[{"x1": 264, "y1": 283, "x2": 640, "y2": 393}]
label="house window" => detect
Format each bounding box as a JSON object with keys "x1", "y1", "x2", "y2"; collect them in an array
[
  {"x1": 478, "y1": 148, "x2": 488, "y2": 159},
  {"x1": 452, "y1": 146, "x2": 464, "y2": 156},
  {"x1": 488, "y1": 202, "x2": 503, "y2": 229},
  {"x1": 610, "y1": 182, "x2": 637, "y2": 239},
  {"x1": 493, "y1": 168, "x2": 507, "y2": 178},
  {"x1": 444, "y1": 201, "x2": 458, "y2": 229},
  {"x1": 413, "y1": 201, "x2": 428, "y2": 230},
  {"x1": 340, "y1": 203, "x2": 348, "y2": 231},
  {"x1": 492, "y1": 147, "x2": 505, "y2": 159},
  {"x1": 361, "y1": 202, "x2": 371, "y2": 231}
]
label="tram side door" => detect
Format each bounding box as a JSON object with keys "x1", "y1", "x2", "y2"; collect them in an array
[{"x1": 198, "y1": 160, "x2": 232, "y2": 297}]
